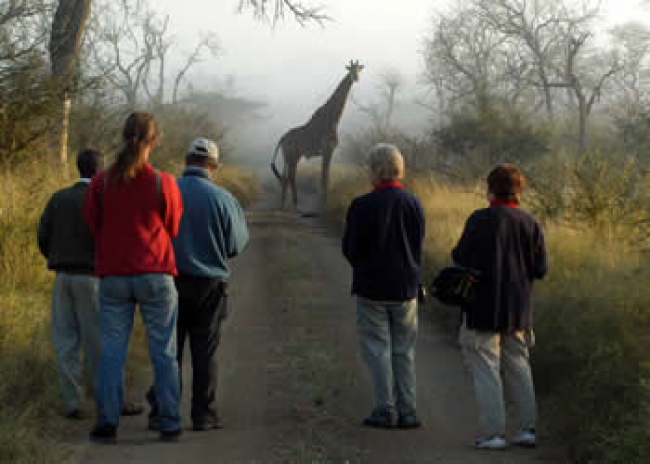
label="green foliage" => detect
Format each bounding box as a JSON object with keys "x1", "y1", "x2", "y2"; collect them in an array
[
  {"x1": 534, "y1": 268, "x2": 650, "y2": 463},
  {"x1": 527, "y1": 151, "x2": 650, "y2": 248},
  {"x1": 614, "y1": 106, "x2": 650, "y2": 162},
  {"x1": 0, "y1": 52, "x2": 60, "y2": 163},
  {"x1": 341, "y1": 126, "x2": 433, "y2": 173},
  {"x1": 434, "y1": 104, "x2": 551, "y2": 178},
  {"x1": 154, "y1": 104, "x2": 228, "y2": 170}
]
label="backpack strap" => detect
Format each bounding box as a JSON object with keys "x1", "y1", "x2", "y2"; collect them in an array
[{"x1": 154, "y1": 169, "x2": 165, "y2": 220}]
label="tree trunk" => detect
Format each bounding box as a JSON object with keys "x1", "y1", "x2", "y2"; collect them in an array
[
  {"x1": 578, "y1": 96, "x2": 587, "y2": 153},
  {"x1": 59, "y1": 95, "x2": 71, "y2": 165},
  {"x1": 49, "y1": 0, "x2": 92, "y2": 164}
]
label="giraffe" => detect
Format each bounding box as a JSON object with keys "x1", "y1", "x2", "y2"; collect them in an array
[{"x1": 271, "y1": 60, "x2": 363, "y2": 211}]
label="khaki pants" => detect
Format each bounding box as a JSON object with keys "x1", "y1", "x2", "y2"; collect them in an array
[{"x1": 459, "y1": 321, "x2": 536, "y2": 438}]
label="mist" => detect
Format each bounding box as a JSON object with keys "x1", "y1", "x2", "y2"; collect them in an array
[{"x1": 142, "y1": 0, "x2": 650, "y2": 168}]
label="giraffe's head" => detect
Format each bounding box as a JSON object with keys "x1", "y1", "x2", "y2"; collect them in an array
[{"x1": 346, "y1": 60, "x2": 364, "y2": 82}]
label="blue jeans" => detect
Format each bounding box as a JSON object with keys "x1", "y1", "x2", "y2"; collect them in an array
[
  {"x1": 51, "y1": 273, "x2": 101, "y2": 413},
  {"x1": 356, "y1": 297, "x2": 418, "y2": 417},
  {"x1": 97, "y1": 274, "x2": 180, "y2": 431}
]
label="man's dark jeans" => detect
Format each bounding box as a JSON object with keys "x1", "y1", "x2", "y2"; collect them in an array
[{"x1": 148, "y1": 276, "x2": 228, "y2": 425}]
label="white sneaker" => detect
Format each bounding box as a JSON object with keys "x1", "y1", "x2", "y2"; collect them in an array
[
  {"x1": 474, "y1": 435, "x2": 507, "y2": 450},
  {"x1": 512, "y1": 429, "x2": 536, "y2": 448}
]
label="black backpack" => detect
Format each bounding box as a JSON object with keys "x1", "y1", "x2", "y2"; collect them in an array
[{"x1": 429, "y1": 266, "x2": 481, "y2": 307}]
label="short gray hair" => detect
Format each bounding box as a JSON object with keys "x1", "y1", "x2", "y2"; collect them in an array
[{"x1": 369, "y1": 143, "x2": 404, "y2": 181}]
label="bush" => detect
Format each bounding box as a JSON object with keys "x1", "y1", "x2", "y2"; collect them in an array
[
  {"x1": 527, "y1": 151, "x2": 650, "y2": 248},
  {"x1": 433, "y1": 104, "x2": 551, "y2": 180}
]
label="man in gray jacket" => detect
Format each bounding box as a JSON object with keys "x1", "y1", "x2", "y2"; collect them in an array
[{"x1": 38, "y1": 149, "x2": 143, "y2": 419}]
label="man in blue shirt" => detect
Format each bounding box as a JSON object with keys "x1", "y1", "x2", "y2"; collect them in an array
[{"x1": 148, "y1": 137, "x2": 249, "y2": 431}]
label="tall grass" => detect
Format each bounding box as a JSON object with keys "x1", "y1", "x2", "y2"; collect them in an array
[
  {"x1": 0, "y1": 158, "x2": 259, "y2": 463},
  {"x1": 0, "y1": 160, "x2": 70, "y2": 463},
  {"x1": 326, "y1": 166, "x2": 650, "y2": 463}
]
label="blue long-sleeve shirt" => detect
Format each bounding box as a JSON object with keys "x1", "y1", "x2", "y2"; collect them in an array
[
  {"x1": 173, "y1": 167, "x2": 249, "y2": 279},
  {"x1": 342, "y1": 184, "x2": 425, "y2": 302}
]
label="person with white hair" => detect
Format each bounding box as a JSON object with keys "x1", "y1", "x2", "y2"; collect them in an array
[{"x1": 342, "y1": 143, "x2": 425, "y2": 429}]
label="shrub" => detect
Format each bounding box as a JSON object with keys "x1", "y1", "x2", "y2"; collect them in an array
[{"x1": 433, "y1": 104, "x2": 551, "y2": 180}]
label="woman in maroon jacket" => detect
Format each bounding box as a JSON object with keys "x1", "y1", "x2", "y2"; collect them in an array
[
  {"x1": 83, "y1": 112, "x2": 183, "y2": 443},
  {"x1": 453, "y1": 164, "x2": 547, "y2": 450}
]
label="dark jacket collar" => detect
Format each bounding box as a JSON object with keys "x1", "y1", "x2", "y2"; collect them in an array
[{"x1": 182, "y1": 166, "x2": 212, "y2": 179}]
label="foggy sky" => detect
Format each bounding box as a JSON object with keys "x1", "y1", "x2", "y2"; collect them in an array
[{"x1": 151, "y1": 0, "x2": 649, "y2": 149}]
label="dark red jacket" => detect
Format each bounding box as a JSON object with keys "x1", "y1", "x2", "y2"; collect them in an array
[{"x1": 83, "y1": 163, "x2": 183, "y2": 277}]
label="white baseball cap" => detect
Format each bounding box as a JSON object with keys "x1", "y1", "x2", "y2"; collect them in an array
[{"x1": 187, "y1": 137, "x2": 219, "y2": 164}]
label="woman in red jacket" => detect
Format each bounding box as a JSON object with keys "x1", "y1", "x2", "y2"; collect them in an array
[{"x1": 83, "y1": 112, "x2": 183, "y2": 443}]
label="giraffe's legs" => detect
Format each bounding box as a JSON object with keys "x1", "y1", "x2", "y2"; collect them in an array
[
  {"x1": 320, "y1": 150, "x2": 333, "y2": 211},
  {"x1": 280, "y1": 161, "x2": 289, "y2": 210},
  {"x1": 288, "y1": 161, "x2": 298, "y2": 212}
]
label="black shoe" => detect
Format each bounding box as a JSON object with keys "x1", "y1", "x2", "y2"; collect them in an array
[
  {"x1": 148, "y1": 414, "x2": 162, "y2": 431},
  {"x1": 193, "y1": 415, "x2": 223, "y2": 431},
  {"x1": 89, "y1": 423, "x2": 117, "y2": 444},
  {"x1": 398, "y1": 414, "x2": 422, "y2": 429},
  {"x1": 362, "y1": 409, "x2": 397, "y2": 429},
  {"x1": 121, "y1": 401, "x2": 144, "y2": 417},
  {"x1": 63, "y1": 409, "x2": 85, "y2": 420},
  {"x1": 160, "y1": 428, "x2": 182, "y2": 442}
]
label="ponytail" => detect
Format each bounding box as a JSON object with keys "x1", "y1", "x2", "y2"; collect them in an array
[{"x1": 112, "y1": 112, "x2": 160, "y2": 182}]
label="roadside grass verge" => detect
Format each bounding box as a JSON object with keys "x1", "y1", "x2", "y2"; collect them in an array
[
  {"x1": 0, "y1": 159, "x2": 260, "y2": 463},
  {"x1": 325, "y1": 167, "x2": 650, "y2": 463}
]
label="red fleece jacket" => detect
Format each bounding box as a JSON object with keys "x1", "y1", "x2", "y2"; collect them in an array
[{"x1": 83, "y1": 163, "x2": 183, "y2": 277}]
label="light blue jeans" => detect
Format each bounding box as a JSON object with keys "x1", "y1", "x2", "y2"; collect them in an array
[
  {"x1": 97, "y1": 274, "x2": 180, "y2": 431},
  {"x1": 356, "y1": 297, "x2": 418, "y2": 417},
  {"x1": 52, "y1": 273, "x2": 101, "y2": 413}
]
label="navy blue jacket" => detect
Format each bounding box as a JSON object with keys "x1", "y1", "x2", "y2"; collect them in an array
[
  {"x1": 452, "y1": 205, "x2": 548, "y2": 332},
  {"x1": 343, "y1": 184, "x2": 425, "y2": 302}
]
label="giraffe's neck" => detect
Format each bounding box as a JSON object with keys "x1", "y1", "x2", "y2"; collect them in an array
[{"x1": 310, "y1": 73, "x2": 354, "y2": 127}]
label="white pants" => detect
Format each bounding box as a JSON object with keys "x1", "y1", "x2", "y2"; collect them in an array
[{"x1": 459, "y1": 321, "x2": 537, "y2": 438}]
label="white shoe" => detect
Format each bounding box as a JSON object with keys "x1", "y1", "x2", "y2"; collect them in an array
[
  {"x1": 512, "y1": 429, "x2": 536, "y2": 448},
  {"x1": 474, "y1": 435, "x2": 507, "y2": 450}
]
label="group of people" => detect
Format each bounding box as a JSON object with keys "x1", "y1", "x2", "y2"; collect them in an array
[
  {"x1": 38, "y1": 111, "x2": 248, "y2": 443},
  {"x1": 38, "y1": 111, "x2": 547, "y2": 451},
  {"x1": 343, "y1": 144, "x2": 547, "y2": 450}
]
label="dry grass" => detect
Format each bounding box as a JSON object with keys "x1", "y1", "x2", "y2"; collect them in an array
[
  {"x1": 326, "y1": 167, "x2": 650, "y2": 463},
  {"x1": 0, "y1": 159, "x2": 260, "y2": 463}
]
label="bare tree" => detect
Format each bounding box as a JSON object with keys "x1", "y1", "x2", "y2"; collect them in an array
[
  {"x1": 49, "y1": 0, "x2": 91, "y2": 164},
  {"x1": 610, "y1": 22, "x2": 650, "y2": 112},
  {"x1": 422, "y1": 5, "x2": 512, "y2": 111},
  {"x1": 354, "y1": 67, "x2": 405, "y2": 131},
  {"x1": 557, "y1": 28, "x2": 622, "y2": 152},
  {"x1": 475, "y1": 0, "x2": 570, "y2": 118},
  {"x1": 85, "y1": 0, "x2": 218, "y2": 110},
  {"x1": 172, "y1": 34, "x2": 219, "y2": 104},
  {"x1": 237, "y1": 0, "x2": 328, "y2": 26}
]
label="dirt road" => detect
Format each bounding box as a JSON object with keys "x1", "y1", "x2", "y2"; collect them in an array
[{"x1": 74, "y1": 200, "x2": 562, "y2": 464}]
